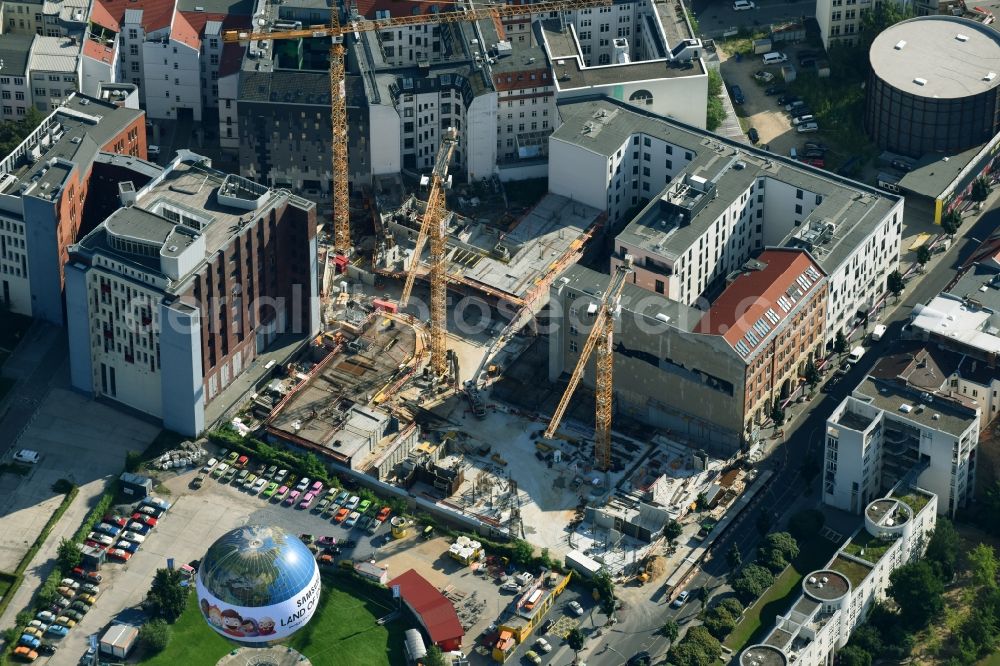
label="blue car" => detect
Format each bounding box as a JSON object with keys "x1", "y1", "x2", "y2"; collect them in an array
[
  {"x1": 45, "y1": 625, "x2": 69, "y2": 637},
  {"x1": 117, "y1": 539, "x2": 139, "y2": 554},
  {"x1": 730, "y1": 84, "x2": 745, "y2": 105},
  {"x1": 126, "y1": 521, "x2": 151, "y2": 535},
  {"x1": 96, "y1": 523, "x2": 121, "y2": 537},
  {"x1": 19, "y1": 635, "x2": 41, "y2": 648}
]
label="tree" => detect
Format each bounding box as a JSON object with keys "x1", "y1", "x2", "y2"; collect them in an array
[
  {"x1": 593, "y1": 570, "x2": 616, "y2": 616},
  {"x1": 838, "y1": 645, "x2": 872, "y2": 666},
  {"x1": 0, "y1": 108, "x2": 44, "y2": 157},
  {"x1": 684, "y1": 627, "x2": 723, "y2": 661},
  {"x1": 706, "y1": 70, "x2": 726, "y2": 131},
  {"x1": 145, "y1": 568, "x2": 187, "y2": 623},
  {"x1": 924, "y1": 518, "x2": 961, "y2": 582},
  {"x1": 424, "y1": 645, "x2": 447, "y2": 666},
  {"x1": 971, "y1": 176, "x2": 991, "y2": 202},
  {"x1": 696, "y1": 492, "x2": 709, "y2": 510},
  {"x1": 888, "y1": 560, "x2": 944, "y2": 629},
  {"x1": 834, "y1": 330, "x2": 847, "y2": 354},
  {"x1": 968, "y1": 543, "x2": 998, "y2": 589},
  {"x1": 916, "y1": 245, "x2": 932, "y2": 267},
  {"x1": 732, "y1": 564, "x2": 774, "y2": 603},
  {"x1": 139, "y1": 620, "x2": 171, "y2": 654},
  {"x1": 662, "y1": 619, "x2": 679, "y2": 641},
  {"x1": 848, "y1": 624, "x2": 884, "y2": 657},
  {"x1": 566, "y1": 627, "x2": 585, "y2": 659},
  {"x1": 770, "y1": 398, "x2": 785, "y2": 428},
  {"x1": 803, "y1": 360, "x2": 820, "y2": 387},
  {"x1": 941, "y1": 210, "x2": 962, "y2": 237},
  {"x1": 510, "y1": 539, "x2": 534, "y2": 565},
  {"x1": 887, "y1": 270, "x2": 905, "y2": 301},
  {"x1": 703, "y1": 611, "x2": 737, "y2": 640},
  {"x1": 761, "y1": 532, "x2": 799, "y2": 562},
  {"x1": 665, "y1": 520, "x2": 683, "y2": 542},
  {"x1": 788, "y1": 509, "x2": 825, "y2": 540},
  {"x1": 57, "y1": 538, "x2": 82, "y2": 572},
  {"x1": 726, "y1": 543, "x2": 742, "y2": 569},
  {"x1": 125, "y1": 450, "x2": 143, "y2": 473}
]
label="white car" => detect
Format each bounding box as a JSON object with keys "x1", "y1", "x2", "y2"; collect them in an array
[
  {"x1": 147, "y1": 145, "x2": 161, "y2": 157},
  {"x1": 567, "y1": 601, "x2": 584, "y2": 616},
  {"x1": 345, "y1": 495, "x2": 360, "y2": 510},
  {"x1": 13, "y1": 449, "x2": 40, "y2": 464},
  {"x1": 797, "y1": 122, "x2": 820, "y2": 133},
  {"x1": 672, "y1": 590, "x2": 691, "y2": 608},
  {"x1": 252, "y1": 477, "x2": 267, "y2": 494},
  {"x1": 762, "y1": 51, "x2": 788, "y2": 65},
  {"x1": 121, "y1": 530, "x2": 146, "y2": 543},
  {"x1": 733, "y1": 0, "x2": 755, "y2": 9},
  {"x1": 87, "y1": 532, "x2": 114, "y2": 547},
  {"x1": 296, "y1": 477, "x2": 311, "y2": 492},
  {"x1": 535, "y1": 637, "x2": 552, "y2": 653},
  {"x1": 345, "y1": 511, "x2": 361, "y2": 527},
  {"x1": 792, "y1": 115, "x2": 815, "y2": 126}
]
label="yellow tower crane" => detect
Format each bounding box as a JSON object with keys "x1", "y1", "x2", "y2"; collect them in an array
[
  {"x1": 543, "y1": 256, "x2": 633, "y2": 471},
  {"x1": 222, "y1": 0, "x2": 613, "y2": 258},
  {"x1": 400, "y1": 127, "x2": 459, "y2": 378}
]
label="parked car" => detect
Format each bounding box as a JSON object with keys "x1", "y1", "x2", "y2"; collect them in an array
[
  {"x1": 753, "y1": 70, "x2": 774, "y2": 83},
  {"x1": 315, "y1": 496, "x2": 332, "y2": 513},
  {"x1": 103, "y1": 514, "x2": 128, "y2": 527},
  {"x1": 567, "y1": 601, "x2": 584, "y2": 616},
  {"x1": 96, "y1": 522, "x2": 121, "y2": 537},
  {"x1": 266, "y1": 464, "x2": 278, "y2": 478},
  {"x1": 785, "y1": 100, "x2": 806, "y2": 111},
  {"x1": 19, "y1": 635, "x2": 41, "y2": 649},
  {"x1": 792, "y1": 114, "x2": 815, "y2": 126},
  {"x1": 35, "y1": 612, "x2": 56, "y2": 624},
  {"x1": 803, "y1": 149, "x2": 826, "y2": 159},
  {"x1": 235, "y1": 455, "x2": 249, "y2": 468},
  {"x1": 730, "y1": 84, "x2": 745, "y2": 105},
  {"x1": 147, "y1": 145, "x2": 160, "y2": 158},
  {"x1": 225, "y1": 451, "x2": 239, "y2": 464},
  {"x1": 69, "y1": 601, "x2": 90, "y2": 614},
  {"x1": 130, "y1": 514, "x2": 157, "y2": 527},
  {"x1": 121, "y1": 530, "x2": 145, "y2": 543},
  {"x1": 274, "y1": 469, "x2": 289, "y2": 483},
  {"x1": 44, "y1": 625, "x2": 68, "y2": 638},
  {"x1": 13, "y1": 449, "x2": 40, "y2": 464},
  {"x1": 262, "y1": 482, "x2": 278, "y2": 498},
  {"x1": 733, "y1": 0, "x2": 755, "y2": 9},
  {"x1": 252, "y1": 477, "x2": 268, "y2": 494},
  {"x1": 107, "y1": 548, "x2": 132, "y2": 562},
  {"x1": 37, "y1": 644, "x2": 55, "y2": 656},
  {"x1": 797, "y1": 122, "x2": 819, "y2": 133},
  {"x1": 80, "y1": 583, "x2": 100, "y2": 595},
  {"x1": 535, "y1": 637, "x2": 552, "y2": 653},
  {"x1": 56, "y1": 587, "x2": 75, "y2": 599},
  {"x1": 242, "y1": 473, "x2": 258, "y2": 489},
  {"x1": 789, "y1": 107, "x2": 812, "y2": 120},
  {"x1": 310, "y1": 481, "x2": 324, "y2": 494},
  {"x1": 801, "y1": 157, "x2": 825, "y2": 168},
  {"x1": 345, "y1": 511, "x2": 361, "y2": 528},
  {"x1": 357, "y1": 499, "x2": 372, "y2": 514},
  {"x1": 127, "y1": 521, "x2": 151, "y2": 535},
  {"x1": 211, "y1": 462, "x2": 229, "y2": 478},
  {"x1": 777, "y1": 94, "x2": 800, "y2": 106},
  {"x1": 235, "y1": 469, "x2": 250, "y2": 484},
  {"x1": 299, "y1": 493, "x2": 316, "y2": 510},
  {"x1": 333, "y1": 508, "x2": 350, "y2": 523},
  {"x1": 63, "y1": 610, "x2": 84, "y2": 622},
  {"x1": 764, "y1": 85, "x2": 785, "y2": 96},
  {"x1": 333, "y1": 490, "x2": 350, "y2": 505},
  {"x1": 273, "y1": 485, "x2": 289, "y2": 502},
  {"x1": 87, "y1": 533, "x2": 113, "y2": 547},
  {"x1": 22, "y1": 628, "x2": 43, "y2": 640},
  {"x1": 804, "y1": 141, "x2": 829, "y2": 152},
  {"x1": 284, "y1": 490, "x2": 301, "y2": 506},
  {"x1": 672, "y1": 590, "x2": 690, "y2": 608},
  {"x1": 70, "y1": 568, "x2": 101, "y2": 584},
  {"x1": 296, "y1": 477, "x2": 311, "y2": 492},
  {"x1": 376, "y1": 506, "x2": 392, "y2": 522},
  {"x1": 525, "y1": 650, "x2": 542, "y2": 665},
  {"x1": 762, "y1": 51, "x2": 788, "y2": 64},
  {"x1": 747, "y1": 127, "x2": 759, "y2": 144},
  {"x1": 13, "y1": 646, "x2": 38, "y2": 662},
  {"x1": 117, "y1": 539, "x2": 140, "y2": 554}
]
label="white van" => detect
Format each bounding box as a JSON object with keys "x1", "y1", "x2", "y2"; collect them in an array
[
  {"x1": 13, "y1": 449, "x2": 40, "y2": 464},
  {"x1": 871, "y1": 324, "x2": 887, "y2": 342},
  {"x1": 847, "y1": 346, "x2": 866, "y2": 364},
  {"x1": 762, "y1": 51, "x2": 787, "y2": 65}
]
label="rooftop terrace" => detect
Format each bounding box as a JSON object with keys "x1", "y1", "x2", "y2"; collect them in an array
[
  {"x1": 829, "y1": 555, "x2": 872, "y2": 589},
  {"x1": 802, "y1": 569, "x2": 850, "y2": 601},
  {"x1": 854, "y1": 376, "x2": 979, "y2": 437}
]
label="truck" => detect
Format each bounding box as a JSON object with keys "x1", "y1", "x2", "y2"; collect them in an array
[
  {"x1": 100, "y1": 624, "x2": 139, "y2": 658},
  {"x1": 871, "y1": 324, "x2": 887, "y2": 342}
]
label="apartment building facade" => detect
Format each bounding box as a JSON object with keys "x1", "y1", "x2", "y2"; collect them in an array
[
  {"x1": 825, "y1": 369, "x2": 979, "y2": 517},
  {"x1": 0, "y1": 34, "x2": 33, "y2": 120},
  {"x1": 0, "y1": 93, "x2": 146, "y2": 322},
  {"x1": 744, "y1": 487, "x2": 937, "y2": 666},
  {"x1": 549, "y1": 97, "x2": 904, "y2": 350},
  {"x1": 65, "y1": 153, "x2": 319, "y2": 436},
  {"x1": 28, "y1": 35, "x2": 81, "y2": 112}
]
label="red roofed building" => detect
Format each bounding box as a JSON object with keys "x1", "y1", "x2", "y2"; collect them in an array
[
  {"x1": 694, "y1": 248, "x2": 828, "y2": 430},
  {"x1": 388, "y1": 569, "x2": 464, "y2": 652}
]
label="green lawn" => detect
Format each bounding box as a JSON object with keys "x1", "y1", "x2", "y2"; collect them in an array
[
  {"x1": 723, "y1": 535, "x2": 839, "y2": 652},
  {"x1": 841, "y1": 530, "x2": 895, "y2": 564},
  {"x1": 144, "y1": 574, "x2": 407, "y2": 666},
  {"x1": 894, "y1": 491, "x2": 931, "y2": 515},
  {"x1": 829, "y1": 554, "x2": 873, "y2": 589}
]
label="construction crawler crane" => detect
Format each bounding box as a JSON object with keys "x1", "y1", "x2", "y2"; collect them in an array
[
  {"x1": 222, "y1": 0, "x2": 613, "y2": 258},
  {"x1": 543, "y1": 256, "x2": 633, "y2": 471},
  {"x1": 399, "y1": 127, "x2": 459, "y2": 378}
]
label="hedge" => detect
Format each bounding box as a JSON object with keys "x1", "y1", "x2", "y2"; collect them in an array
[
  {"x1": 208, "y1": 427, "x2": 339, "y2": 487},
  {"x1": 0, "y1": 485, "x2": 79, "y2": 622},
  {"x1": 72, "y1": 481, "x2": 120, "y2": 543}
]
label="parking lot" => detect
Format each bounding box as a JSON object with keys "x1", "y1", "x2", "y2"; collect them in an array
[
  {"x1": 719, "y1": 45, "x2": 823, "y2": 158},
  {"x1": 47, "y1": 451, "x2": 598, "y2": 665}
]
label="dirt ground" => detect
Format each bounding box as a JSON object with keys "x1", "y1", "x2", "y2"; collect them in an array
[{"x1": 717, "y1": 45, "x2": 822, "y2": 158}]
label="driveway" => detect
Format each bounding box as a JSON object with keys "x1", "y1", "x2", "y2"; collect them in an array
[{"x1": 719, "y1": 50, "x2": 798, "y2": 156}]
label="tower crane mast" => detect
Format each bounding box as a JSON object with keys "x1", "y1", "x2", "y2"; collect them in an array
[
  {"x1": 543, "y1": 256, "x2": 633, "y2": 471},
  {"x1": 222, "y1": 0, "x2": 613, "y2": 261}
]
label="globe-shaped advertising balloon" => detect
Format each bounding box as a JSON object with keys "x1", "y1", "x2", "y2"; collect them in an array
[{"x1": 196, "y1": 525, "x2": 321, "y2": 643}]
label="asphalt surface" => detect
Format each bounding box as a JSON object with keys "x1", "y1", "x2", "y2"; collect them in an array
[{"x1": 691, "y1": 0, "x2": 816, "y2": 37}]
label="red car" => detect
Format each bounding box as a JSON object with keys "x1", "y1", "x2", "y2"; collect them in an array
[
  {"x1": 71, "y1": 567, "x2": 102, "y2": 584},
  {"x1": 131, "y1": 513, "x2": 157, "y2": 527},
  {"x1": 800, "y1": 157, "x2": 825, "y2": 168},
  {"x1": 107, "y1": 548, "x2": 132, "y2": 561},
  {"x1": 235, "y1": 455, "x2": 249, "y2": 468},
  {"x1": 376, "y1": 506, "x2": 391, "y2": 522},
  {"x1": 102, "y1": 514, "x2": 128, "y2": 527},
  {"x1": 84, "y1": 540, "x2": 109, "y2": 551}
]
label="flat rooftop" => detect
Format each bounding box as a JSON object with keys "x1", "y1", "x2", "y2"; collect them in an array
[
  {"x1": 870, "y1": 16, "x2": 1000, "y2": 99},
  {"x1": 854, "y1": 376, "x2": 978, "y2": 436},
  {"x1": 741, "y1": 645, "x2": 787, "y2": 666},
  {"x1": 911, "y1": 294, "x2": 1000, "y2": 355},
  {"x1": 835, "y1": 408, "x2": 876, "y2": 432},
  {"x1": 539, "y1": 19, "x2": 704, "y2": 90},
  {"x1": 946, "y1": 262, "x2": 1000, "y2": 313},
  {"x1": 267, "y1": 322, "x2": 417, "y2": 458},
  {"x1": 866, "y1": 498, "x2": 911, "y2": 527},
  {"x1": 551, "y1": 98, "x2": 899, "y2": 276},
  {"x1": 803, "y1": 569, "x2": 850, "y2": 600},
  {"x1": 829, "y1": 556, "x2": 873, "y2": 589}
]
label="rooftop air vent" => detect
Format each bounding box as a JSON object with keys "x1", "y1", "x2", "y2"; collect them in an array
[
  {"x1": 913, "y1": 77, "x2": 927, "y2": 86},
  {"x1": 900, "y1": 404, "x2": 913, "y2": 413},
  {"x1": 985, "y1": 72, "x2": 997, "y2": 81},
  {"x1": 894, "y1": 40, "x2": 906, "y2": 50},
  {"x1": 956, "y1": 33, "x2": 969, "y2": 41},
  {"x1": 167, "y1": 245, "x2": 178, "y2": 252}
]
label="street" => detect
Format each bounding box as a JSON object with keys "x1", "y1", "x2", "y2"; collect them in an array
[{"x1": 690, "y1": 0, "x2": 815, "y2": 37}]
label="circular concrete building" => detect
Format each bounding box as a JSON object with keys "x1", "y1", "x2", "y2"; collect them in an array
[
  {"x1": 196, "y1": 525, "x2": 321, "y2": 645},
  {"x1": 740, "y1": 644, "x2": 788, "y2": 666},
  {"x1": 865, "y1": 16, "x2": 1000, "y2": 157}
]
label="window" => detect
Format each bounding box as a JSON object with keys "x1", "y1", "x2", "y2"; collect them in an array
[
  {"x1": 795, "y1": 188, "x2": 803, "y2": 200},
  {"x1": 569, "y1": 340, "x2": 579, "y2": 353},
  {"x1": 655, "y1": 279, "x2": 664, "y2": 294}
]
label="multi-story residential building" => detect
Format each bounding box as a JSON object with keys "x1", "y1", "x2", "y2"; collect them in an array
[
  {"x1": 825, "y1": 354, "x2": 980, "y2": 516},
  {"x1": 86, "y1": 0, "x2": 250, "y2": 118},
  {"x1": 3, "y1": 0, "x2": 88, "y2": 37},
  {"x1": 28, "y1": 35, "x2": 81, "y2": 112},
  {"x1": 548, "y1": 250, "x2": 826, "y2": 454},
  {"x1": 0, "y1": 93, "x2": 146, "y2": 321},
  {"x1": 743, "y1": 486, "x2": 937, "y2": 666},
  {"x1": 0, "y1": 34, "x2": 34, "y2": 119},
  {"x1": 548, "y1": 97, "x2": 903, "y2": 349},
  {"x1": 65, "y1": 152, "x2": 319, "y2": 436}
]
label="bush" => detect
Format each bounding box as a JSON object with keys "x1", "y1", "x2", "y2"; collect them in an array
[
  {"x1": 732, "y1": 564, "x2": 774, "y2": 604},
  {"x1": 702, "y1": 597, "x2": 744, "y2": 640},
  {"x1": 125, "y1": 450, "x2": 143, "y2": 473},
  {"x1": 145, "y1": 569, "x2": 188, "y2": 623},
  {"x1": 668, "y1": 626, "x2": 722, "y2": 666},
  {"x1": 57, "y1": 537, "x2": 82, "y2": 572},
  {"x1": 208, "y1": 428, "x2": 337, "y2": 486},
  {"x1": 140, "y1": 619, "x2": 171, "y2": 654},
  {"x1": 73, "y1": 482, "x2": 119, "y2": 542}
]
